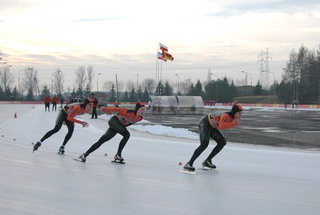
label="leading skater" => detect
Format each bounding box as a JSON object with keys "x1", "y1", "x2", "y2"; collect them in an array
[
  {"x1": 183, "y1": 103, "x2": 243, "y2": 172},
  {"x1": 76, "y1": 102, "x2": 145, "y2": 163},
  {"x1": 33, "y1": 98, "x2": 93, "y2": 154}
]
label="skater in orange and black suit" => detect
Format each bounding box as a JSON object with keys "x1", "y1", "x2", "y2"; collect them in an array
[
  {"x1": 51, "y1": 94, "x2": 59, "y2": 111},
  {"x1": 77, "y1": 102, "x2": 145, "y2": 163},
  {"x1": 184, "y1": 103, "x2": 243, "y2": 172},
  {"x1": 33, "y1": 98, "x2": 93, "y2": 154},
  {"x1": 43, "y1": 95, "x2": 51, "y2": 112}
]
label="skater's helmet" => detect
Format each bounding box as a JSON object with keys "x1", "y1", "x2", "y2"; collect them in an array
[
  {"x1": 135, "y1": 102, "x2": 145, "y2": 112},
  {"x1": 81, "y1": 98, "x2": 94, "y2": 108},
  {"x1": 228, "y1": 104, "x2": 242, "y2": 118}
]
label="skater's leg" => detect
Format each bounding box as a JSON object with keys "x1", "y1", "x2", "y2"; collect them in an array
[
  {"x1": 85, "y1": 128, "x2": 117, "y2": 156},
  {"x1": 40, "y1": 123, "x2": 62, "y2": 142},
  {"x1": 61, "y1": 121, "x2": 74, "y2": 146},
  {"x1": 40, "y1": 111, "x2": 66, "y2": 142},
  {"x1": 205, "y1": 129, "x2": 226, "y2": 162},
  {"x1": 187, "y1": 120, "x2": 210, "y2": 166},
  {"x1": 94, "y1": 109, "x2": 97, "y2": 118},
  {"x1": 116, "y1": 129, "x2": 130, "y2": 157},
  {"x1": 188, "y1": 140, "x2": 209, "y2": 166}
]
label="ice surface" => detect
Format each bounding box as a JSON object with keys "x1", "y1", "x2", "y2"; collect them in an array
[{"x1": 0, "y1": 105, "x2": 319, "y2": 215}]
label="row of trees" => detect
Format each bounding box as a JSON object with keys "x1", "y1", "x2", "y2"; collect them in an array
[
  {"x1": 276, "y1": 45, "x2": 320, "y2": 104},
  {"x1": 1, "y1": 45, "x2": 319, "y2": 103}
]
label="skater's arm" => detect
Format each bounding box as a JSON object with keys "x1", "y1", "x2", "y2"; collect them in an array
[
  {"x1": 67, "y1": 105, "x2": 87, "y2": 125},
  {"x1": 218, "y1": 113, "x2": 238, "y2": 130},
  {"x1": 100, "y1": 107, "x2": 128, "y2": 115}
]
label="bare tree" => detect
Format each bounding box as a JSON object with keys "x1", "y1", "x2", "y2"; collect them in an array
[
  {"x1": 117, "y1": 80, "x2": 124, "y2": 92},
  {"x1": 74, "y1": 66, "x2": 87, "y2": 92},
  {"x1": 180, "y1": 78, "x2": 193, "y2": 95},
  {"x1": 103, "y1": 81, "x2": 115, "y2": 91},
  {"x1": 126, "y1": 80, "x2": 135, "y2": 91},
  {"x1": 0, "y1": 67, "x2": 14, "y2": 91},
  {"x1": 53, "y1": 68, "x2": 64, "y2": 95},
  {"x1": 86, "y1": 65, "x2": 94, "y2": 92},
  {"x1": 22, "y1": 67, "x2": 39, "y2": 96},
  {"x1": 141, "y1": 78, "x2": 156, "y2": 94}
]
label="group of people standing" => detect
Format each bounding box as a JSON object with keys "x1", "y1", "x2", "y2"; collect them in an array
[
  {"x1": 34, "y1": 96, "x2": 242, "y2": 172},
  {"x1": 43, "y1": 94, "x2": 64, "y2": 112}
]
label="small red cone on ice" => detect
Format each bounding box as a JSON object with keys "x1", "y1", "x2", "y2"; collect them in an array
[
  {"x1": 14, "y1": 113, "x2": 17, "y2": 118},
  {"x1": 104, "y1": 153, "x2": 108, "y2": 156},
  {"x1": 178, "y1": 162, "x2": 182, "y2": 166}
]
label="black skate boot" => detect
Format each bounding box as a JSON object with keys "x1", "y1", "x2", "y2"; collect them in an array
[
  {"x1": 75, "y1": 153, "x2": 86, "y2": 163},
  {"x1": 183, "y1": 162, "x2": 195, "y2": 172},
  {"x1": 202, "y1": 160, "x2": 216, "y2": 169},
  {"x1": 58, "y1": 145, "x2": 65, "y2": 154},
  {"x1": 112, "y1": 154, "x2": 125, "y2": 164},
  {"x1": 33, "y1": 141, "x2": 41, "y2": 152}
]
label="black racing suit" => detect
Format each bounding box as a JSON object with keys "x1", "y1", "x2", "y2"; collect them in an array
[
  {"x1": 85, "y1": 116, "x2": 130, "y2": 157},
  {"x1": 40, "y1": 109, "x2": 74, "y2": 146},
  {"x1": 188, "y1": 115, "x2": 226, "y2": 166}
]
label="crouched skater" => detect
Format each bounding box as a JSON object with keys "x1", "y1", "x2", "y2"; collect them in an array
[
  {"x1": 76, "y1": 102, "x2": 145, "y2": 163},
  {"x1": 184, "y1": 103, "x2": 242, "y2": 172},
  {"x1": 33, "y1": 98, "x2": 93, "y2": 154}
]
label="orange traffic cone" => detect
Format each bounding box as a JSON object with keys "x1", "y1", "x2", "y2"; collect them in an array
[{"x1": 14, "y1": 113, "x2": 17, "y2": 118}]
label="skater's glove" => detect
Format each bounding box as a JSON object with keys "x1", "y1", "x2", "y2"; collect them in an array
[{"x1": 82, "y1": 122, "x2": 89, "y2": 127}]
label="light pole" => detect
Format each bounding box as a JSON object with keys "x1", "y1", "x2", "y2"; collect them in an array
[
  {"x1": 175, "y1": 74, "x2": 179, "y2": 95},
  {"x1": 96, "y1": 73, "x2": 101, "y2": 92},
  {"x1": 136, "y1": 74, "x2": 140, "y2": 91},
  {"x1": 18, "y1": 69, "x2": 24, "y2": 99},
  {"x1": 51, "y1": 72, "x2": 54, "y2": 95},
  {"x1": 262, "y1": 71, "x2": 275, "y2": 86},
  {"x1": 241, "y1": 71, "x2": 252, "y2": 86}
]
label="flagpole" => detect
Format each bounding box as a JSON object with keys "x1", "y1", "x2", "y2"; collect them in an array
[
  {"x1": 156, "y1": 53, "x2": 159, "y2": 84},
  {"x1": 160, "y1": 60, "x2": 162, "y2": 82}
]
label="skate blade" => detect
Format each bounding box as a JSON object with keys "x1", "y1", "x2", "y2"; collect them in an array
[
  {"x1": 111, "y1": 160, "x2": 125, "y2": 164},
  {"x1": 57, "y1": 152, "x2": 65, "y2": 155},
  {"x1": 199, "y1": 167, "x2": 216, "y2": 171},
  {"x1": 73, "y1": 158, "x2": 85, "y2": 163},
  {"x1": 179, "y1": 169, "x2": 196, "y2": 175}
]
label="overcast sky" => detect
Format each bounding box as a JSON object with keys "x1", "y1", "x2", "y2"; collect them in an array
[{"x1": 1, "y1": 0, "x2": 320, "y2": 90}]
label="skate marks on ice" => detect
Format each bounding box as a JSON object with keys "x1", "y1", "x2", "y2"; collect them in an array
[
  {"x1": 179, "y1": 169, "x2": 196, "y2": 174},
  {"x1": 111, "y1": 160, "x2": 126, "y2": 164}
]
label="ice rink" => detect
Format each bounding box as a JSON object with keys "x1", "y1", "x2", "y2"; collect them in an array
[{"x1": 0, "y1": 104, "x2": 320, "y2": 215}]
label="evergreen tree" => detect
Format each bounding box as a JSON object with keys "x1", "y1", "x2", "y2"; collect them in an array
[
  {"x1": 142, "y1": 87, "x2": 150, "y2": 102},
  {"x1": 137, "y1": 86, "x2": 143, "y2": 101},
  {"x1": 122, "y1": 90, "x2": 129, "y2": 102},
  {"x1": 109, "y1": 84, "x2": 116, "y2": 102},
  {"x1": 230, "y1": 80, "x2": 237, "y2": 97},
  {"x1": 41, "y1": 84, "x2": 51, "y2": 99},
  {"x1": 254, "y1": 81, "x2": 263, "y2": 95},
  {"x1": 4, "y1": 87, "x2": 11, "y2": 100},
  {"x1": 129, "y1": 88, "x2": 137, "y2": 102},
  {"x1": 204, "y1": 81, "x2": 218, "y2": 101},
  {"x1": 187, "y1": 83, "x2": 195, "y2": 96},
  {"x1": 277, "y1": 80, "x2": 292, "y2": 103},
  {"x1": 12, "y1": 87, "x2": 19, "y2": 101},
  {"x1": 26, "y1": 87, "x2": 34, "y2": 101},
  {"x1": 155, "y1": 81, "x2": 164, "y2": 95},
  {"x1": 163, "y1": 81, "x2": 173, "y2": 96},
  {"x1": 194, "y1": 80, "x2": 203, "y2": 96},
  {"x1": 0, "y1": 86, "x2": 4, "y2": 100}
]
